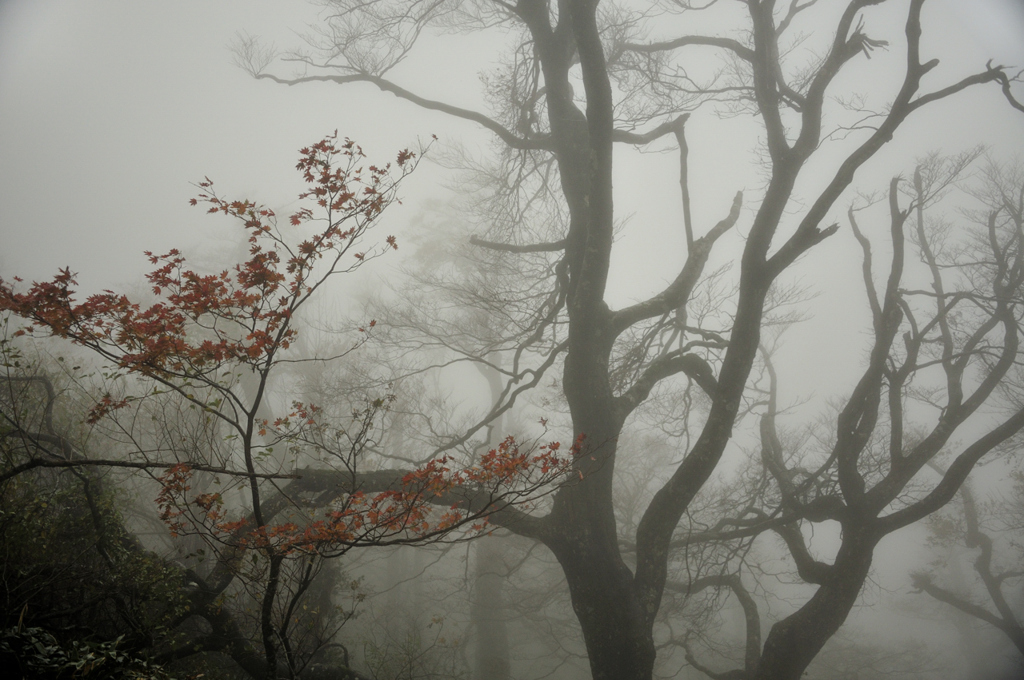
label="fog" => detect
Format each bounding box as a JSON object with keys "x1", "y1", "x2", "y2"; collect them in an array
[{"x1": 2, "y1": 1, "x2": 1024, "y2": 679}]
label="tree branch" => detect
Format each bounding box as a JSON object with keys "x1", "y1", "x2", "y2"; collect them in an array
[
  {"x1": 469, "y1": 235, "x2": 567, "y2": 253},
  {"x1": 255, "y1": 72, "x2": 552, "y2": 151},
  {"x1": 612, "y1": 191, "x2": 742, "y2": 334},
  {"x1": 623, "y1": 36, "x2": 755, "y2": 62}
]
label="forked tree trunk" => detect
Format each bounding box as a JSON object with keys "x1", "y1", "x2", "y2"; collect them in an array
[{"x1": 753, "y1": 528, "x2": 879, "y2": 680}]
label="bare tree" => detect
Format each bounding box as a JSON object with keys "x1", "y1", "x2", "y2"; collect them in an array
[
  {"x1": 913, "y1": 474, "x2": 1024, "y2": 659},
  {"x1": 240, "y1": 1, "x2": 1024, "y2": 678}
]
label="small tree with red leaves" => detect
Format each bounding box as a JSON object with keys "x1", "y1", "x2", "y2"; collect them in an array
[{"x1": 0, "y1": 134, "x2": 571, "y2": 679}]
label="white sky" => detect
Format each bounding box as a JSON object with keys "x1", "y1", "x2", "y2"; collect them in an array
[{"x1": 0, "y1": 0, "x2": 497, "y2": 291}]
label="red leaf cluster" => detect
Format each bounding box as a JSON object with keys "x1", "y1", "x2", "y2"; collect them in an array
[
  {"x1": 0, "y1": 133, "x2": 419, "y2": 413},
  {"x1": 154, "y1": 435, "x2": 571, "y2": 556}
]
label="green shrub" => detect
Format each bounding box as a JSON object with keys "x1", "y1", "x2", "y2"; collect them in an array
[{"x1": 0, "y1": 626, "x2": 178, "y2": 679}]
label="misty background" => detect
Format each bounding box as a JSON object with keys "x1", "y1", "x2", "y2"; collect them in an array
[{"x1": 2, "y1": 1, "x2": 1024, "y2": 679}]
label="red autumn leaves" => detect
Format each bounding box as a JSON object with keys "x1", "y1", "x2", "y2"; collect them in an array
[
  {"x1": 0, "y1": 132, "x2": 573, "y2": 557},
  {"x1": 156, "y1": 434, "x2": 575, "y2": 558},
  {"x1": 0, "y1": 133, "x2": 408, "y2": 381}
]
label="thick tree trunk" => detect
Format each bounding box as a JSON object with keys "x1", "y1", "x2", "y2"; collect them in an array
[
  {"x1": 547, "y1": 403, "x2": 656, "y2": 680},
  {"x1": 550, "y1": 536, "x2": 656, "y2": 680}
]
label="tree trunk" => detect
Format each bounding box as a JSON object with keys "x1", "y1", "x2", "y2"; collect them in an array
[
  {"x1": 472, "y1": 359, "x2": 513, "y2": 680},
  {"x1": 547, "y1": 407, "x2": 656, "y2": 680},
  {"x1": 550, "y1": 537, "x2": 656, "y2": 680},
  {"x1": 471, "y1": 537, "x2": 511, "y2": 680},
  {"x1": 753, "y1": 527, "x2": 879, "y2": 680}
]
